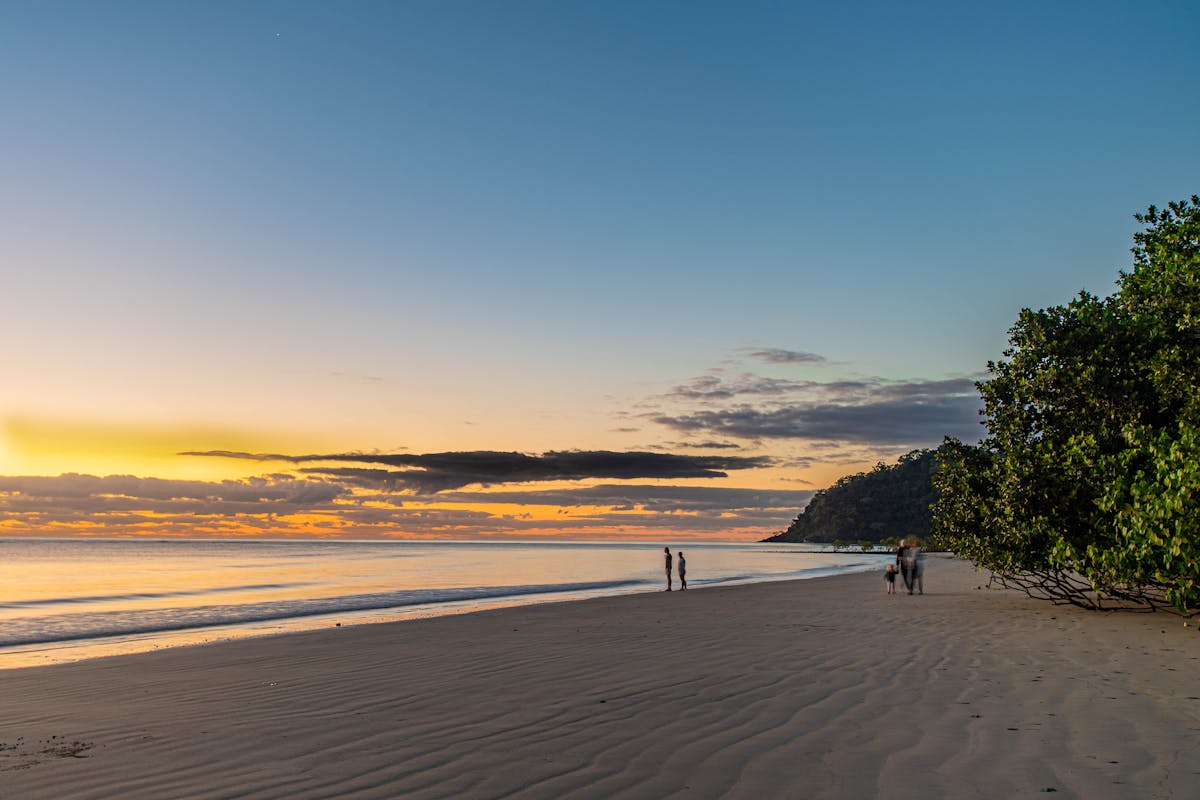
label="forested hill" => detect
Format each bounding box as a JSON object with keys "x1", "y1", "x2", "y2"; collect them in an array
[{"x1": 762, "y1": 449, "x2": 937, "y2": 543}]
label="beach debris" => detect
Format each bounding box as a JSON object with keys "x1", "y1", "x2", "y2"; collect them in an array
[
  {"x1": 39, "y1": 739, "x2": 92, "y2": 759},
  {"x1": 2, "y1": 736, "x2": 94, "y2": 770}
]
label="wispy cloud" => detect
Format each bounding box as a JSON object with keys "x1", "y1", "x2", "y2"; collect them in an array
[
  {"x1": 666, "y1": 374, "x2": 819, "y2": 401},
  {"x1": 741, "y1": 348, "x2": 829, "y2": 365}
]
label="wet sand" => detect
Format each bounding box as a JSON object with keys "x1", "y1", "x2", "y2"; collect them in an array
[{"x1": 3, "y1": 554, "x2": 1199, "y2": 799}]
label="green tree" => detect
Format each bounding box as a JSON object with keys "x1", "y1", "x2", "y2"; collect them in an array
[{"x1": 935, "y1": 197, "x2": 1200, "y2": 611}]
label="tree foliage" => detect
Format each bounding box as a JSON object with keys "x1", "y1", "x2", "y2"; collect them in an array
[
  {"x1": 934, "y1": 197, "x2": 1200, "y2": 612},
  {"x1": 765, "y1": 450, "x2": 937, "y2": 544}
]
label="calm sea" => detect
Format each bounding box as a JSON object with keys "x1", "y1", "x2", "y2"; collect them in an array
[{"x1": 0, "y1": 538, "x2": 880, "y2": 668}]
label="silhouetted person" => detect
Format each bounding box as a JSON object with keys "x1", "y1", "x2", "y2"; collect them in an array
[
  {"x1": 664, "y1": 547, "x2": 673, "y2": 591},
  {"x1": 678, "y1": 551, "x2": 687, "y2": 590}
]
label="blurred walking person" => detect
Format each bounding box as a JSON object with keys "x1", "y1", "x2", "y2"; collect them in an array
[
  {"x1": 895, "y1": 540, "x2": 911, "y2": 592},
  {"x1": 902, "y1": 540, "x2": 923, "y2": 595}
]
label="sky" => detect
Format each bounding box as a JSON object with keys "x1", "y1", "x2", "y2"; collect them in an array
[{"x1": 1, "y1": 0, "x2": 1197, "y2": 540}]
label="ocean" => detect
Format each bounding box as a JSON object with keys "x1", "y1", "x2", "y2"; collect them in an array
[{"x1": 0, "y1": 538, "x2": 881, "y2": 668}]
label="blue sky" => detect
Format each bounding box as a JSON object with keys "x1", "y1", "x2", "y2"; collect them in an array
[{"x1": 1, "y1": 1, "x2": 1197, "y2": 539}]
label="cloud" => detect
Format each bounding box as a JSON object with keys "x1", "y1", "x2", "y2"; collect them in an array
[
  {"x1": 670, "y1": 440, "x2": 744, "y2": 450},
  {"x1": 436, "y1": 484, "x2": 814, "y2": 513},
  {"x1": 0, "y1": 474, "x2": 344, "y2": 505},
  {"x1": 667, "y1": 374, "x2": 818, "y2": 401},
  {"x1": 742, "y1": 348, "x2": 829, "y2": 365},
  {"x1": 294, "y1": 467, "x2": 403, "y2": 490},
  {"x1": 654, "y1": 377, "x2": 984, "y2": 446},
  {"x1": 0, "y1": 473, "x2": 801, "y2": 540},
  {"x1": 181, "y1": 449, "x2": 772, "y2": 492},
  {"x1": 0, "y1": 474, "x2": 348, "y2": 533}
]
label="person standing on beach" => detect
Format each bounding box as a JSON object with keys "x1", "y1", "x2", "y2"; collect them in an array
[
  {"x1": 664, "y1": 547, "x2": 673, "y2": 591},
  {"x1": 678, "y1": 551, "x2": 687, "y2": 591}
]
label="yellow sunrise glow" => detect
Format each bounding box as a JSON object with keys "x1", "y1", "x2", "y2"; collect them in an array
[{"x1": 1, "y1": 414, "x2": 339, "y2": 481}]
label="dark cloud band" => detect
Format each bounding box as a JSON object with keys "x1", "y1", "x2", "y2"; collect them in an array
[
  {"x1": 653, "y1": 375, "x2": 984, "y2": 446},
  {"x1": 181, "y1": 449, "x2": 771, "y2": 492}
]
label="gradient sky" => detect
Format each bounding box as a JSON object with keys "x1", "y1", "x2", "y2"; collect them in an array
[{"x1": 2, "y1": 1, "x2": 1198, "y2": 540}]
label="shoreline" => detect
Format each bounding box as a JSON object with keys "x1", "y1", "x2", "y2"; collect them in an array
[
  {"x1": 0, "y1": 564, "x2": 879, "y2": 671},
  {"x1": 0, "y1": 540, "x2": 882, "y2": 670},
  {"x1": 3, "y1": 555, "x2": 1199, "y2": 798}
]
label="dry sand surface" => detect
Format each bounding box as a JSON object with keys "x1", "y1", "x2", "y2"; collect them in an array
[{"x1": 3, "y1": 554, "x2": 1200, "y2": 799}]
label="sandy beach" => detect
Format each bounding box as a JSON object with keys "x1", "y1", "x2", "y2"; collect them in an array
[{"x1": 3, "y1": 554, "x2": 1199, "y2": 799}]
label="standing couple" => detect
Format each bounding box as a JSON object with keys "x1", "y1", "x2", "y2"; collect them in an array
[{"x1": 664, "y1": 547, "x2": 687, "y2": 591}]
